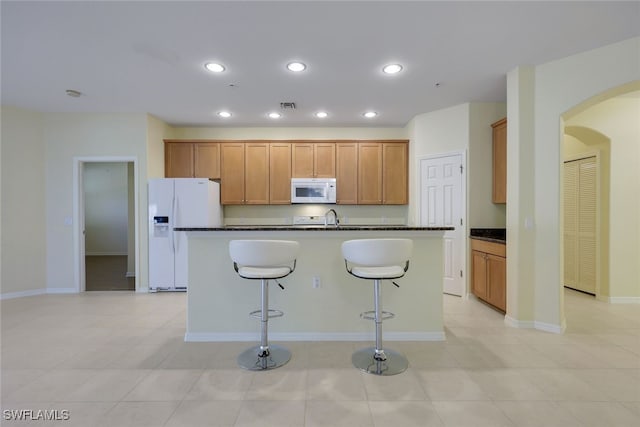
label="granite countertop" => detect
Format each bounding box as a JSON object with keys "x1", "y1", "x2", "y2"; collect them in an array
[
  {"x1": 470, "y1": 228, "x2": 506, "y2": 243},
  {"x1": 175, "y1": 225, "x2": 454, "y2": 231}
]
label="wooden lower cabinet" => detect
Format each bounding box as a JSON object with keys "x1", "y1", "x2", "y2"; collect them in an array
[{"x1": 471, "y1": 239, "x2": 506, "y2": 311}]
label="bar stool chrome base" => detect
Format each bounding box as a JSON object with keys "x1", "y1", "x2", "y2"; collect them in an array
[
  {"x1": 352, "y1": 347, "x2": 408, "y2": 376},
  {"x1": 238, "y1": 344, "x2": 291, "y2": 371}
]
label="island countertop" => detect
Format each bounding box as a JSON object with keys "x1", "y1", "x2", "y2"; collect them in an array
[{"x1": 175, "y1": 225, "x2": 454, "y2": 231}]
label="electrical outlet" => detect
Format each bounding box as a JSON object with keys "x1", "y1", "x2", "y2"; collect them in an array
[{"x1": 312, "y1": 276, "x2": 321, "y2": 288}]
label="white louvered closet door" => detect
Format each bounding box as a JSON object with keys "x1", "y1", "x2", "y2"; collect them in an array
[{"x1": 563, "y1": 157, "x2": 597, "y2": 294}]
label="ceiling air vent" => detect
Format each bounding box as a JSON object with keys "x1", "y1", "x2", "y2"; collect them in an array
[{"x1": 280, "y1": 102, "x2": 296, "y2": 110}]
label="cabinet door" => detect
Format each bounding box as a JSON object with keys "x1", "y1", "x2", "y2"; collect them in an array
[
  {"x1": 245, "y1": 142, "x2": 270, "y2": 204},
  {"x1": 358, "y1": 143, "x2": 382, "y2": 204},
  {"x1": 194, "y1": 143, "x2": 220, "y2": 179},
  {"x1": 291, "y1": 143, "x2": 314, "y2": 177},
  {"x1": 382, "y1": 143, "x2": 408, "y2": 204},
  {"x1": 220, "y1": 143, "x2": 245, "y2": 205},
  {"x1": 487, "y1": 254, "x2": 506, "y2": 311},
  {"x1": 314, "y1": 143, "x2": 336, "y2": 178},
  {"x1": 269, "y1": 142, "x2": 291, "y2": 204},
  {"x1": 165, "y1": 143, "x2": 194, "y2": 178},
  {"x1": 492, "y1": 118, "x2": 507, "y2": 204},
  {"x1": 336, "y1": 142, "x2": 358, "y2": 204},
  {"x1": 471, "y1": 250, "x2": 488, "y2": 300}
]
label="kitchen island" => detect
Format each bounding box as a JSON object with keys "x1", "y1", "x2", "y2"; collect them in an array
[{"x1": 177, "y1": 225, "x2": 453, "y2": 342}]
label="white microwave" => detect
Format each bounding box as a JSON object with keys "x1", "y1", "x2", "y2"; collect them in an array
[{"x1": 291, "y1": 178, "x2": 336, "y2": 204}]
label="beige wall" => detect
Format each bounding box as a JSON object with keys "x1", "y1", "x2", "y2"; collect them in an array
[
  {"x1": 564, "y1": 94, "x2": 640, "y2": 300},
  {"x1": 468, "y1": 102, "x2": 507, "y2": 228},
  {"x1": 507, "y1": 36, "x2": 640, "y2": 331},
  {"x1": 407, "y1": 102, "x2": 507, "y2": 228},
  {"x1": 0, "y1": 107, "x2": 46, "y2": 297},
  {"x1": 43, "y1": 113, "x2": 149, "y2": 291}
]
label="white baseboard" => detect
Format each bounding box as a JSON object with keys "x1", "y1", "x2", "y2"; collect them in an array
[
  {"x1": 0, "y1": 288, "x2": 46, "y2": 300},
  {"x1": 184, "y1": 331, "x2": 446, "y2": 342},
  {"x1": 47, "y1": 287, "x2": 78, "y2": 294},
  {"x1": 504, "y1": 315, "x2": 534, "y2": 329},
  {"x1": 605, "y1": 296, "x2": 640, "y2": 304},
  {"x1": 504, "y1": 315, "x2": 565, "y2": 334}
]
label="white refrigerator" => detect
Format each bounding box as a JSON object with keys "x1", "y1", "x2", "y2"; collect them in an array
[{"x1": 148, "y1": 178, "x2": 222, "y2": 291}]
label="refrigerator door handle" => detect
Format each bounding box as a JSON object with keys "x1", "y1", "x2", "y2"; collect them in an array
[{"x1": 170, "y1": 195, "x2": 176, "y2": 253}]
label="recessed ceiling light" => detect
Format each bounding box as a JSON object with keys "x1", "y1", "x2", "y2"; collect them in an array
[
  {"x1": 286, "y1": 61, "x2": 306, "y2": 72},
  {"x1": 315, "y1": 111, "x2": 328, "y2": 118},
  {"x1": 218, "y1": 111, "x2": 232, "y2": 118},
  {"x1": 204, "y1": 62, "x2": 225, "y2": 73},
  {"x1": 382, "y1": 64, "x2": 403, "y2": 74},
  {"x1": 268, "y1": 112, "x2": 282, "y2": 119},
  {"x1": 363, "y1": 111, "x2": 378, "y2": 118}
]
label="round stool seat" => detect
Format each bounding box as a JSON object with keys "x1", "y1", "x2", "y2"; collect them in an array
[
  {"x1": 349, "y1": 265, "x2": 406, "y2": 279},
  {"x1": 236, "y1": 266, "x2": 293, "y2": 280}
]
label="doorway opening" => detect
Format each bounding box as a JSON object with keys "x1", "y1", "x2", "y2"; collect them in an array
[
  {"x1": 73, "y1": 157, "x2": 139, "y2": 292},
  {"x1": 84, "y1": 162, "x2": 135, "y2": 291}
]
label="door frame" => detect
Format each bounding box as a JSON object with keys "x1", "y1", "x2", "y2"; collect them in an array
[
  {"x1": 73, "y1": 156, "x2": 140, "y2": 292},
  {"x1": 417, "y1": 150, "x2": 467, "y2": 296}
]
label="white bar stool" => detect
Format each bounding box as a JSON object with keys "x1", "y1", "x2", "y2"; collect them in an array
[
  {"x1": 342, "y1": 238, "x2": 413, "y2": 375},
  {"x1": 229, "y1": 240, "x2": 300, "y2": 370}
]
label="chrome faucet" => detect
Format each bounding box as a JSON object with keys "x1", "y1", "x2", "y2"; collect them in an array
[{"x1": 324, "y1": 208, "x2": 339, "y2": 227}]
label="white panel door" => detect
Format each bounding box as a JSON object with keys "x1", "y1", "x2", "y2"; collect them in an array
[{"x1": 420, "y1": 154, "x2": 464, "y2": 296}]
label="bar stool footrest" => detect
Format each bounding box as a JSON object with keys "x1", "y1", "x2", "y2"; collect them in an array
[
  {"x1": 360, "y1": 310, "x2": 395, "y2": 321},
  {"x1": 249, "y1": 309, "x2": 284, "y2": 319}
]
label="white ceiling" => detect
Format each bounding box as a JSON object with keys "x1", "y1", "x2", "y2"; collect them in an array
[{"x1": 2, "y1": 1, "x2": 639, "y2": 127}]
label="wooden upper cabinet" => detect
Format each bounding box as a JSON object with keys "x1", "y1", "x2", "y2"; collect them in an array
[
  {"x1": 314, "y1": 143, "x2": 336, "y2": 178},
  {"x1": 165, "y1": 142, "x2": 194, "y2": 178},
  {"x1": 382, "y1": 143, "x2": 408, "y2": 204},
  {"x1": 492, "y1": 118, "x2": 507, "y2": 204},
  {"x1": 269, "y1": 142, "x2": 291, "y2": 204},
  {"x1": 244, "y1": 142, "x2": 270, "y2": 204},
  {"x1": 336, "y1": 142, "x2": 358, "y2": 204},
  {"x1": 292, "y1": 143, "x2": 314, "y2": 177},
  {"x1": 194, "y1": 143, "x2": 220, "y2": 179},
  {"x1": 292, "y1": 142, "x2": 335, "y2": 178},
  {"x1": 220, "y1": 143, "x2": 245, "y2": 205},
  {"x1": 358, "y1": 143, "x2": 383, "y2": 204}
]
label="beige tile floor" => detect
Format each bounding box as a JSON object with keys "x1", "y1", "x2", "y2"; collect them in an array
[{"x1": 1, "y1": 289, "x2": 639, "y2": 426}]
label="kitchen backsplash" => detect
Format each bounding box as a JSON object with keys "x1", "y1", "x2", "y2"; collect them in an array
[{"x1": 223, "y1": 204, "x2": 408, "y2": 226}]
